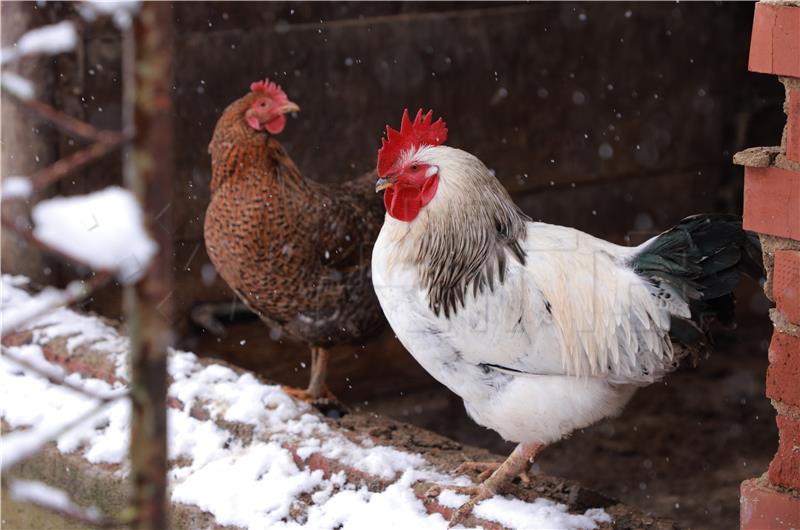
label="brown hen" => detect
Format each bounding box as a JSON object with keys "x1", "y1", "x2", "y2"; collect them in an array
[{"x1": 203, "y1": 79, "x2": 385, "y2": 401}]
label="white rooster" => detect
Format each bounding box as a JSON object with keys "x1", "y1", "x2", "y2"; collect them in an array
[{"x1": 371, "y1": 109, "x2": 762, "y2": 525}]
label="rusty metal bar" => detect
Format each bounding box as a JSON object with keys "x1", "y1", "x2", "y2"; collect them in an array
[
  {"x1": 123, "y1": 4, "x2": 174, "y2": 529},
  {"x1": 30, "y1": 135, "x2": 129, "y2": 191},
  {"x1": 0, "y1": 89, "x2": 124, "y2": 144},
  {"x1": 1, "y1": 73, "x2": 131, "y2": 196}
]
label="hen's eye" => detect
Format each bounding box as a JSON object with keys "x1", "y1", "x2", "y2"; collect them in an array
[
  {"x1": 410, "y1": 164, "x2": 418, "y2": 171},
  {"x1": 260, "y1": 102, "x2": 267, "y2": 108}
]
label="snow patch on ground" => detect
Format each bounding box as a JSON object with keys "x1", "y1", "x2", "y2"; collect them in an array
[
  {"x1": 295, "y1": 471, "x2": 455, "y2": 530},
  {"x1": 1, "y1": 277, "x2": 129, "y2": 378},
  {"x1": 31, "y1": 187, "x2": 158, "y2": 283},
  {"x1": 171, "y1": 441, "x2": 326, "y2": 528},
  {"x1": 1, "y1": 343, "x2": 128, "y2": 470},
  {"x1": 439, "y1": 491, "x2": 612, "y2": 530},
  {"x1": 1, "y1": 285, "x2": 70, "y2": 336},
  {"x1": 1, "y1": 275, "x2": 611, "y2": 529}
]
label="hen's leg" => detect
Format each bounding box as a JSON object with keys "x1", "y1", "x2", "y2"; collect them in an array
[
  {"x1": 282, "y1": 346, "x2": 336, "y2": 402},
  {"x1": 189, "y1": 300, "x2": 252, "y2": 336},
  {"x1": 306, "y1": 346, "x2": 333, "y2": 400},
  {"x1": 426, "y1": 442, "x2": 544, "y2": 528}
]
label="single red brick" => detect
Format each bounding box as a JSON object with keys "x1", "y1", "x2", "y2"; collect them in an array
[
  {"x1": 767, "y1": 331, "x2": 800, "y2": 408},
  {"x1": 775, "y1": 250, "x2": 800, "y2": 325},
  {"x1": 749, "y1": 3, "x2": 800, "y2": 78},
  {"x1": 769, "y1": 415, "x2": 800, "y2": 491},
  {"x1": 741, "y1": 478, "x2": 800, "y2": 530},
  {"x1": 743, "y1": 166, "x2": 800, "y2": 241},
  {"x1": 789, "y1": 91, "x2": 800, "y2": 163},
  {"x1": 749, "y1": 3, "x2": 774, "y2": 74}
]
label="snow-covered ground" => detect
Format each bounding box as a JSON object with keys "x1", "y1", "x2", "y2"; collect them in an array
[{"x1": 1, "y1": 275, "x2": 611, "y2": 529}]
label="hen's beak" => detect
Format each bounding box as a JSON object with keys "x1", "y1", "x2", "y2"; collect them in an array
[
  {"x1": 277, "y1": 101, "x2": 301, "y2": 114},
  {"x1": 375, "y1": 176, "x2": 393, "y2": 192}
]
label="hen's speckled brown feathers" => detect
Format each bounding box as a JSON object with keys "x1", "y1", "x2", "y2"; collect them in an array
[{"x1": 204, "y1": 93, "x2": 385, "y2": 347}]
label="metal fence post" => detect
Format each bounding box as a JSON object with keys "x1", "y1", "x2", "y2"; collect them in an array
[{"x1": 123, "y1": 3, "x2": 174, "y2": 528}]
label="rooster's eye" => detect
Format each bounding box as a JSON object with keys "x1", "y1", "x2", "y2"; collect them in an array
[
  {"x1": 410, "y1": 165, "x2": 418, "y2": 171},
  {"x1": 260, "y1": 102, "x2": 267, "y2": 108}
]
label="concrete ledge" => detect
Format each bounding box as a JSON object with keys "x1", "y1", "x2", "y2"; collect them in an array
[{"x1": 1, "y1": 277, "x2": 674, "y2": 529}]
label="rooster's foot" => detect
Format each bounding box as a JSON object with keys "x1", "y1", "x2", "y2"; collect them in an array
[
  {"x1": 455, "y1": 460, "x2": 531, "y2": 485},
  {"x1": 428, "y1": 442, "x2": 544, "y2": 527},
  {"x1": 424, "y1": 483, "x2": 496, "y2": 528}
]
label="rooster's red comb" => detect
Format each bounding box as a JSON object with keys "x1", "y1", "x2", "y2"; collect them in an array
[
  {"x1": 377, "y1": 109, "x2": 448, "y2": 176},
  {"x1": 250, "y1": 79, "x2": 289, "y2": 105}
]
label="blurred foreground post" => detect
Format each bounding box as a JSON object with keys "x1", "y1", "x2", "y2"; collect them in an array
[{"x1": 123, "y1": 3, "x2": 174, "y2": 528}]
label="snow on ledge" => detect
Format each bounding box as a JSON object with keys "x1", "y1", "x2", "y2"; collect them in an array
[
  {"x1": 31, "y1": 187, "x2": 158, "y2": 284},
  {"x1": 1, "y1": 275, "x2": 612, "y2": 530},
  {"x1": 0, "y1": 275, "x2": 129, "y2": 373}
]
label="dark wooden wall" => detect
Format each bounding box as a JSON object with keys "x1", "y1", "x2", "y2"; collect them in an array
[
  {"x1": 174, "y1": 2, "x2": 782, "y2": 322},
  {"x1": 1, "y1": 1, "x2": 784, "y2": 329}
]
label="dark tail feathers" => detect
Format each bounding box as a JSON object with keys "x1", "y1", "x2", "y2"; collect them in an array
[{"x1": 631, "y1": 214, "x2": 764, "y2": 350}]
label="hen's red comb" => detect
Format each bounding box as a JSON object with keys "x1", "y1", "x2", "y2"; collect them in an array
[
  {"x1": 250, "y1": 79, "x2": 289, "y2": 105},
  {"x1": 377, "y1": 109, "x2": 448, "y2": 176}
]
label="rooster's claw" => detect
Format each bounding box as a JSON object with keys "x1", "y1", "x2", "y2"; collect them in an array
[
  {"x1": 425, "y1": 483, "x2": 496, "y2": 527},
  {"x1": 455, "y1": 460, "x2": 531, "y2": 485}
]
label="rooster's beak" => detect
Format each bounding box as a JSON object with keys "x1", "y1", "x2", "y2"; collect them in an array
[{"x1": 375, "y1": 176, "x2": 393, "y2": 192}]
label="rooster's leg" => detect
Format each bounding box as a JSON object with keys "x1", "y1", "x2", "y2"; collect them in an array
[
  {"x1": 455, "y1": 460, "x2": 530, "y2": 484},
  {"x1": 282, "y1": 346, "x2": 336, "y2": 402},
  {"x1": 426, "y1": 442, "x2": 544, "y2": 528}
]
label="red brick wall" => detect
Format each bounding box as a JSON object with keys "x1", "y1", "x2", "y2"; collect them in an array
[{"x1": 738, "y1": 3, "x2": 800, "y2": 529}]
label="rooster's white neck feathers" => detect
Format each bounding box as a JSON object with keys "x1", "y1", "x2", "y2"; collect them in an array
[{"x1": 382, "y1": 145, "x2": 529, "y2": 317}]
